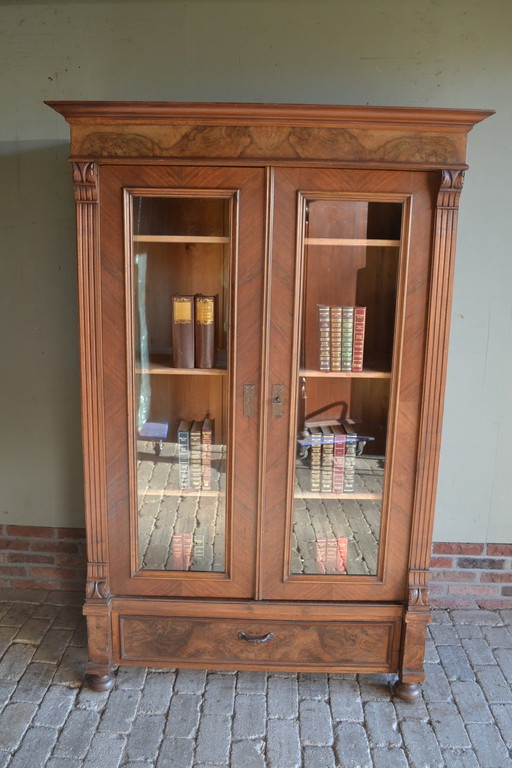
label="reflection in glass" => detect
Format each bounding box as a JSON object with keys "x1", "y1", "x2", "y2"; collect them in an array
[
  {"x1": 292, "y1": 200, "x2": 402, "y2": 576},
  {"x1": 131, "y1": 195, "x2": 231, "y2": 572}
]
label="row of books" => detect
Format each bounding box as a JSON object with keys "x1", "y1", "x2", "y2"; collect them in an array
[
  {"x1": 303, "y1": 421, "x2": 372, "y2": 494},
  {"x1": 318, "y1": 304, "x2": 366, "y2": 372},
  {"x1": 177, "y1": 418, "x2": 215, "y2": 491},
  {"x1": 172, "y1": 294, "x2": 216, "y2": 369}
]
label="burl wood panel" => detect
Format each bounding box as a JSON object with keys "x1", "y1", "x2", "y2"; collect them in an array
[{"x1": 117, "y1": 614, "x2": 400, "y2": 672}]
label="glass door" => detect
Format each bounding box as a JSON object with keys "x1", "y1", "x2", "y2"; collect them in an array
[
  {"x1": 262, "y1": 168, "x2": 434, "y2": 601},
  {"x1": 100, "y1": 165, "x2": 265, "y2": 598}
]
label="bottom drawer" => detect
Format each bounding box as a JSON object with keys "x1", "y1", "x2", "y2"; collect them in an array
[{"x1": 115, "y1": 608, "x2": 402, "y2": 673}]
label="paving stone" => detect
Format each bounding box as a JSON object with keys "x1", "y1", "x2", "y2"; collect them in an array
[
  {"x1": 1, "y1": 588, "x2": 48, "y2": 604},
  {"x1": 0, "y1": 755, "x2": 11, "y2": 768},
  {"x1": 83, "y1": 731, "x2": 127, "y2": 768},
  {"x1": 493, "y1": 646, "x2": 512, "y2": 681},
  {"x1": 440, "y1": 749, "x2": 479, "y2": 767},
  {"x1": 203, "y1": 672, "x2": 236, "y2": 715},
  {"x1": 491, "y1": 703, "x2": 512, "y2": 747},
  {"x1": 481, "y1": 625, "x2": 512, "y2": 647},
  {"x1": 0, "y1": 643, "x2": 36, "y2": 681},
  {"x1": 116, "y1": 665, "x2": 147, "y2": 690},
  {"x1": 329, "y1": 678, "x2": 364, "y2": 721},
  {"x1": 267, "y1": 718, "x2": 301, "y2": 768},
  {"x1": 9, "y1": 725, "x2": 59, "y2": 768},
  {"x1": 364, "y1": 701, "x2": 401, "y2": 747},
  {"x1": 236, "y1": 670, "x2": 267, "y2": 694},
  {"x1": 303, "y1": 745, "x2": 337, "y2": 768},
  {"x1": 437, "y1": 645, "x2": 475, "y2": 681},
  {"x1": 400, "y1": 720, "x2": 444, "y2": 768},
  {"x1": 125, "y1": 713, "x2": 165, "y2": 761},
  {"x1": 499, "y1": 609, "x2": 512, "y2": 624},
  {"x1": 194, "y1": 713, "x2": 232, "y2": 764},
  {"x1": 431, "y1": 610, "x2": 453, "y2": 625},
  {"x1": 474, "y1": 664, "x2": 512, "y2": 704},
  {"x1": 34, "y1": 684, "x2": 77, "y2": 727},
  {"x1": 333, "y1": 722, "x2": 371, "y2": 768},
  {"x1": 230, "y1": 739, "x2": 266, "y2": 768},
  {"x1": 429, "y1": 624, "x2": 461, "y2": 645},
  {"x1": 173, "y1": 667, "x2": 206, "y2": 694},
  {"x1": 11, "y1": 661, "x2": 55, "y2": 702},
  {"x1": 451, "y1": 610, "x2": 502, "y2": 626},
  {"x1": 427, "y1": 702, "x2": 471, "y2": 748},
  {"x1": 460, "y1": 638, "x2": 496, "y2": 665},
  {"x1": 52, "y1": 605, "x2": 84, "y2": 631},
  {"x1": 98, "y1": 687, "x2": 141, "y2": 733},
  {"x1": 454, "y1": 623, "x2": 483, "y2": 640},
  {"x1": 393, "y1": 695, "x2": 429, "y2": 721},
  {"x1": 0, "y1": 626, "x2": 18, "y2": 657},
  {"x1": 233, "y1": 693, "x2": 266, "y2": 739},
  {"x1": 371, "y1": 747, "x2": 410, "y2": 768},
  {"x1": 466, "y1": 722, "x2": 511, "y2": 767},
  {"x1": 451, "y1": 681, "x2": 492, "y2": 723},
  {"x1": 51, "y1": 645, "x2": 87, "y2": 687},
  {"x1": 358, "y1": 673, "x2": 393, "y2": 701},
  {"x1": 422, "y1": 663, "x2": 452, "y2": 702},
  {"x1": 0, "y1": 701, "x2": 37, "y2": 751},
  {"x1": 53, "y1": 709, "x2": 100, "y2": 759},
  {"x1": 267, "y1": 674, "x2": 299, "y2": 719},
  {"x1": 298, "y1": 672, "x2": 329, "y2": 699},
  {"x1": 33, "y1": 628, "x2": 73, "y2": 663},
  {"x1": 424, "y1": 636, "x2": 440, "y2": 663},
  {"x1": 14, "y1": 617, "x2": 50, "y2": 645},
  {"x1": 299, "y1": 698, "x2": 333, "y2": 745},
  {"x1": 156, "y1": 737, "x2": 194, "y2": 768},
  {"x1": 0, "y1": 603, "x2": 36, "y2": 627},
  {"x1": 75, "y1": 684, "x2": 111, "y2": 712},
  {"x1": 0, "y1": 681, "x2": 16, "y2": 714},
  {"x1": 137, "y1": 669, "x2": 174, "y2": 713},
  {"x1": 41, "y1": 760, "x2": 82, "y2": 768},
  {"x1": 165, "y1": 693, "x2": 201, "y2": 738}
]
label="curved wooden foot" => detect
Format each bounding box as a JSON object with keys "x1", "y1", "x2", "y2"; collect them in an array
[
  {"x1": 394, "y1": 680, "x2": 421, "y2": 701},
  {"x1": 86, "y1": 672, "x2": 115, "y2": 692}
]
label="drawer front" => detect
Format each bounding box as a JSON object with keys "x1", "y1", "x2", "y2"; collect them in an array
[{"x1": 116, "y1": 613, "x2": 401, "y2": 672}]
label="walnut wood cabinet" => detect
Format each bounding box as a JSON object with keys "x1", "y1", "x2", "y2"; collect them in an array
[{"x1": 47, "y1": 101, "x2": 492, "y2": 697}]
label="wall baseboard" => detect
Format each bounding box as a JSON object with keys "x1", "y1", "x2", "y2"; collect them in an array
[{"x1": 1, "y1": 526, "x2": 510, "y2": 609}]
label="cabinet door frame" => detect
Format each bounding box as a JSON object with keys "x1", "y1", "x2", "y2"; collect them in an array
[
  {"x1": 99, "y1": 163, "x2": 266, "y2": 599},
  {"x1": 260, "y1": 166, "x2": 438, "y2": 603}
]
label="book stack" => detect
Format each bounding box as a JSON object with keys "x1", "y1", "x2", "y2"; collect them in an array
[
  {"x1": 177, "y1": 418, "x2": 215, "y2": 491},
  {"x1": 315, "y1": 536, "x2": 348, "y2": 574},
  {"x1": 172, "y1": 294, "x2": 216, "y2": 369},
  {"x1": 305, "y1": 420, "x2": 372, "y2": 494},
  {"x1": 170, "y1": 532, "x2": 194, "y2": 571},
  {"x1": 318, "y1": 305, "x2": 366, "y2": 372}
]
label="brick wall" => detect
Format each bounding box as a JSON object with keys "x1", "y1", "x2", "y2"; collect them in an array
[
  {"x1": 429, "y1": 542, "x2": 512, "y2": 610},
  {"x1": 1, "y1": 526, "x2": 511, "y2": 609},
  {"x1": 0, "y1": 525, "x2": 86, "y2": 592}
]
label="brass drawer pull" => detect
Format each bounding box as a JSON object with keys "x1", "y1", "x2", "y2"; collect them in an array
[{"x1": 238, "y1": 631, "x2": 274, "y2": 644}]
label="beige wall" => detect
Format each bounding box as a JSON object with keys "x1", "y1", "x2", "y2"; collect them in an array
[{"x1": 0, "y1": 0, "x2": 510, "y2": 542}]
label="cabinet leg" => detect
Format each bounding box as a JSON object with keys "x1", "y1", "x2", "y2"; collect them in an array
[
  {"x1": 393, "y1": 680, "x2": 422, "y2": 701},
  {"x1": 86, "y1": 670, "x2": 115, "y2": 692}
]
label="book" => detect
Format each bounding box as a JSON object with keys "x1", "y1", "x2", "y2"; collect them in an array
[
  {"x1": 342, "y1": 420, "x2": 358, "y2": 493},
  {"x1": 171, "y1": 295, "x2": 195, "y2": 368},
  {"x1": 195, "y1": 295, "x2": 215, "y2": 368},
  {"x1": 177, "y1": 420, "x2": 192, "y2": 490},
  {"x1": 170, "y1": 532, "x2": 193, "y2": 571},
  {"x1": 318, "y1": 305, "x2": 331, "y2": 371},
  {"x1": 331, "y1": 424, "x2": 346, "y2": 493},
  {"x1": 309, "y1": 426, "x2": 322, "y2": 492},
  {"x1": 189, "y1": 421, "x2": 203, "y2": 490},
  {"x1": 352, "y1": 305, "x2": 366, "y2": 372},
  {"x1": 315, "y1": 536, "x2": 348, "y2": 574},
  {"x1": 138, "y1": 421, "x2": 168, "y2": 440},
  {"x1": 341, "y1": 306, "x2": 354, "y2": 372},
  {"x1": 320, "y1": 425, "x2": 334, "y2": 493},
  {"x1": 330, "y1": 306, "x2": 343, "y2": 372},
  {"x1": 201, "y1": 418, "x2": 214, "y2": 490}
]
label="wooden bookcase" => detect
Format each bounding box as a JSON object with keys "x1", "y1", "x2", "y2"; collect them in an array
[{"x1": 47, "y1": 101, "x2": 492, "y2": 698}]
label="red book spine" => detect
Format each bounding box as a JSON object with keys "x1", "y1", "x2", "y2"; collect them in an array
[
  {"x1": 332, "y1": 427, "x2": 346, "y2": 493},
  {"x1": 318, "y1": 305, "x2": 331, "y2": 371},
  {"x1": 172, "y1": 295, "x2": 195, "y2": 368},
  {"x1": 352, "y1": 306, "x2": 366, "y2": 373}
]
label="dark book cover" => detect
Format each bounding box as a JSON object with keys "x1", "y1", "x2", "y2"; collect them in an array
[
  {"x1": 201, "y1": 418, "x2": 214, "y2": 491},
  {"x1": 177, "y1": 419, "x2": 192, "y2": 490},
  {"x1": 172, "y1": 295, "x2": 195, "y2": 368},
  {"x1": 195, "y1": 295, "x2": 216, "y2": 368},
  {"x1": 189, "y1": 421, "x2": 203, "y2": 490}
]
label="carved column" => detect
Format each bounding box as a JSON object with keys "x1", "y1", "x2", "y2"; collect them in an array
[
  {"x1": 72, "y1": 162, "x2": 114, "y2": 690},
  {"x1": 396, "y1": 169, "x2": 464, "y2": 700}
]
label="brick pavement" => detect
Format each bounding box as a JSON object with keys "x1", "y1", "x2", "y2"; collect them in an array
[{"x1": 0, "y1": 589, "x2": 511, "y2": 767}]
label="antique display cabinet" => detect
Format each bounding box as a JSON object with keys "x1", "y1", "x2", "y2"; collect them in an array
[{"x1": 47, "y1": 101, "x2": 491, "y2": 697}]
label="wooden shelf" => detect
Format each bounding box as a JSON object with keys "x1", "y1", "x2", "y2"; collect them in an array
[
  {"x1": 295, "y1": 491, "x2": 382, "y2": 500},
  {"x1": 133, "y1": 235, "x2": 230, "y2": 244},
  {"x1": 136, "y1": 363, "x2": 227, "y2": 376},
  {"x1": 139, "y1": 488, "x2": 222, "y2": 498},
  {"x1": 305, "y1": 238, "x2": 400, "y2": 247},
  {"x1": 300, "y1": 368, "x2": 391, "y2": 379}
]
